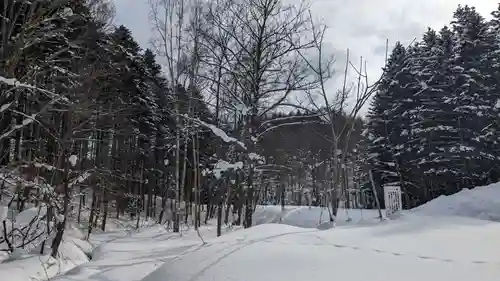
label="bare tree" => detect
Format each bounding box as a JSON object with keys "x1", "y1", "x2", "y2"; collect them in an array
[
  {"x1": 300, "y1": 18, "x2": 412, "y2": 221},
  {"x1": 149, "y1": 0, "x2": 208, "y2": 232},
  {"x1": 198, "y1": 0, "x2": 320, "y2": 228},
  {"x1": 149, "y1": 0, "x2": 186, "y2": 232}
]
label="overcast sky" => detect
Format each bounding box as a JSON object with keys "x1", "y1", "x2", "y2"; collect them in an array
[{"x1": 113, "y1": 0, "x2": 498, "y2": 114}]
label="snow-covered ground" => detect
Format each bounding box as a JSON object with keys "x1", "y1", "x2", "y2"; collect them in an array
[
  {"x1": 253, "y1": 204, "x2": 383, "y2": 228},
  {"x1": 0, "y1": 205, "x2": 158, "y2": 281},
  {"x1": 52, "y1": 223, "x2": 241, "y2": 281},
  {"x1": 0, "y1": 220, "x2": 93, "y2": 281},
  {"x1": 7, "y1": 181, "x2": 500, "y2": 281},
  {"x1": 136, "y1": 185, "x2": 500, "y2": 281},
  {"x1": 143, "y1": 215, "x2": 500, "y2": 281}
]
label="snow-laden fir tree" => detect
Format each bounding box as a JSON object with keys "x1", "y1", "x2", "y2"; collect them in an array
[
  {"x1": 446, "y1": 5, "x2": 500, "y2": 188},
  {"x1": 365, "y1": 42, "x2": 409, "y2": 207}
]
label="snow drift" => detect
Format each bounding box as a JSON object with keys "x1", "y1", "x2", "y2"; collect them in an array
[{"x1": 411, "y1": 181, "x2": 500, "y2": 221}]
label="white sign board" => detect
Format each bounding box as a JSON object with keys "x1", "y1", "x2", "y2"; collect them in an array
[{"x1": 383, "y1": 185, "x2": 402, "y2": 217}]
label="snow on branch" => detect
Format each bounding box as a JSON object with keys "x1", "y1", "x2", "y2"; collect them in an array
[
  {"x1": 0, "y1": 102, "x2": 12, "y2": 114},
  {"x1": 0, "y1": 76, "x2": 69, "y2": 103},
  {"x1": 258, "y1": 113, "x2": 322, "y2": 128},
  {"x1": 69, "y1": 172, "x2": 91, "y2": 188},
  {"x1": 257, "y1": 121, "x2": 319, "y2": 139},
  {"x1": 203, "y1": 160, "x2": 243, "y2": 179},
  {"x1": 0, "y1": 114, "x2": 37, "y2": 141},
  {"x1": 183, "y1": 115, "x2": 247, "y2": 150},
  {"x1": 0, "y1": 76, "x2": 71, "y2": 141}
]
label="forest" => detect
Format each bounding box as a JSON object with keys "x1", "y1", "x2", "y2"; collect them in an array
[
  {"x1": 0, "y1": 0, "x2": 499, "y2": 260},
  {"x1": 363, "y1": 5, "x2": 500, "y2": 209}
]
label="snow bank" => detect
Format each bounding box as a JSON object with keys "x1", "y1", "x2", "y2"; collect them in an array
[
  {"x1": 411, "y1": 181, "x2": 500, "y2": 221},
  {"x1": 0, "y1": 205, "x2": 102, "y2": 281},
  {"x1": 0, "y1": 226, "x2": 92, "y2": 281}
]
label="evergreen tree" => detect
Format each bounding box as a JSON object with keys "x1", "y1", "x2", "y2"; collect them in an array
[
  {"x1": 365, "y1": 42, "x2": 409, "y2": 207},
  {"x1": 364, "y1": 5, "x2": 500, "y2": 207},
  {"x1": 447, "y1": 5, "x2": 500, "y2": 187},
  {"x1": 404, "y1": 28, "x2": 458, "y2": 203}
]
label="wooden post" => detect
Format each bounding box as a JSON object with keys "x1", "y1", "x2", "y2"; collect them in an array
[{"x1": 368, "y1": 170, "x2": 383, "y2": 221}]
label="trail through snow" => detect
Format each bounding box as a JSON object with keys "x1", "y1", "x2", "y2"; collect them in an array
[{"x1": 53, "y1": 225, "x2": 240, "y2": 281}]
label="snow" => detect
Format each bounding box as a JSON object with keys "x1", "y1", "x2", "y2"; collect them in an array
[
  {"x1": 0, "y1": 199, "x2": 165, "y2": 280},
  {"x1": 70, "y1": 172, "x2": 91, "y2": 187},
  {"x1": 495, "y1": 99, "x2": 500, "y2": 109},
  {"x1": 193, "y1": 117, "x2": 246, "y2": 150},
  {"x1": 32, "y1": 162, "x2": 61, "y2": 171},
  {"x1": 141, "y1": 216, "x2": 500, "y2": 281},
  {"x1": 0, "y1": 102, "x2": 12, "y2": 113},
  {"x1": 62, "y1": 8, "x2": 74, "y2": 17},
  {"x1": 22, "y1": 115, "x2": 35, "y2": 126},
  {"x1": 0, "y1": 75, "x2": 69, "y2": 102},
  {"x1": 0, "y1": 238, "x2": 91, "y2": 281},
  {"x1": 51, "y1": 224, "x2": 240, "y2": 281},
  {"x1": 0, "y1": 206, "x2": 94, "y2": 281},
  {"x1": 248, "y1": 152, "x2": 265, "y2": 163},
  {"x1": 252, "y1": 205, "x2": 382, "y2": 228},
  {"x1": 411, "y1": 181, "x2": 500, "y2": 221},
  {"x1": 69, "y1": 155, "x2": 78, "y2": 167},
  {"x1": 7, "y1": 181, "x2": 500, "y2": 281},
  {"x1": 0, "y1": 206, "x2": 7, "y2": 222},
  {"x1": 205, "y1": 160, "x2": 243, "y2": 179}
]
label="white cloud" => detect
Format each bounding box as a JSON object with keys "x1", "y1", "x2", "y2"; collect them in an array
[{"x1": 113, "y1": 0, "x2": 499, "y2": 115}]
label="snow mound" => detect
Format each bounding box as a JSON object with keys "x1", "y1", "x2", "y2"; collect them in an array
[
  {"x1": 411, "y1": 181, "x2": 500, "y2": 221},
  {"x1": 0, "y1": 236, "x2": 91, "y2": 281},
  {"x1": 0, "y1": 205, "x2": 93, "y2": 281}
]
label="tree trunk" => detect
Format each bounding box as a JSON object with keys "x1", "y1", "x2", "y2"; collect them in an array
[
  {"x1": 77, "y1": 187, "x2": 83, "y2": 224},
  {"x1": 51, "y1": 111, "x2": 71, "y2": 258},
  {"x1": 216, "y1": 179, "x2": 226, "y2": 236},
  {"x1": 224, "y1": 180, "x2": 233, "y2": 225},
  {"x1": 101, "y1": 190, "x2": 108, "y2": 231},
  {"x1": 280, "y1": 181, "x2": 285, "y2": 212},
  {"x1": 87, "y1": 187, "x2": 97, "y2": 238}
]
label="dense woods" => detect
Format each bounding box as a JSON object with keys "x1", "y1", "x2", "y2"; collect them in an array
[{"x1": 363, "y1": 4, "x2": 500, "y2": 208}]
